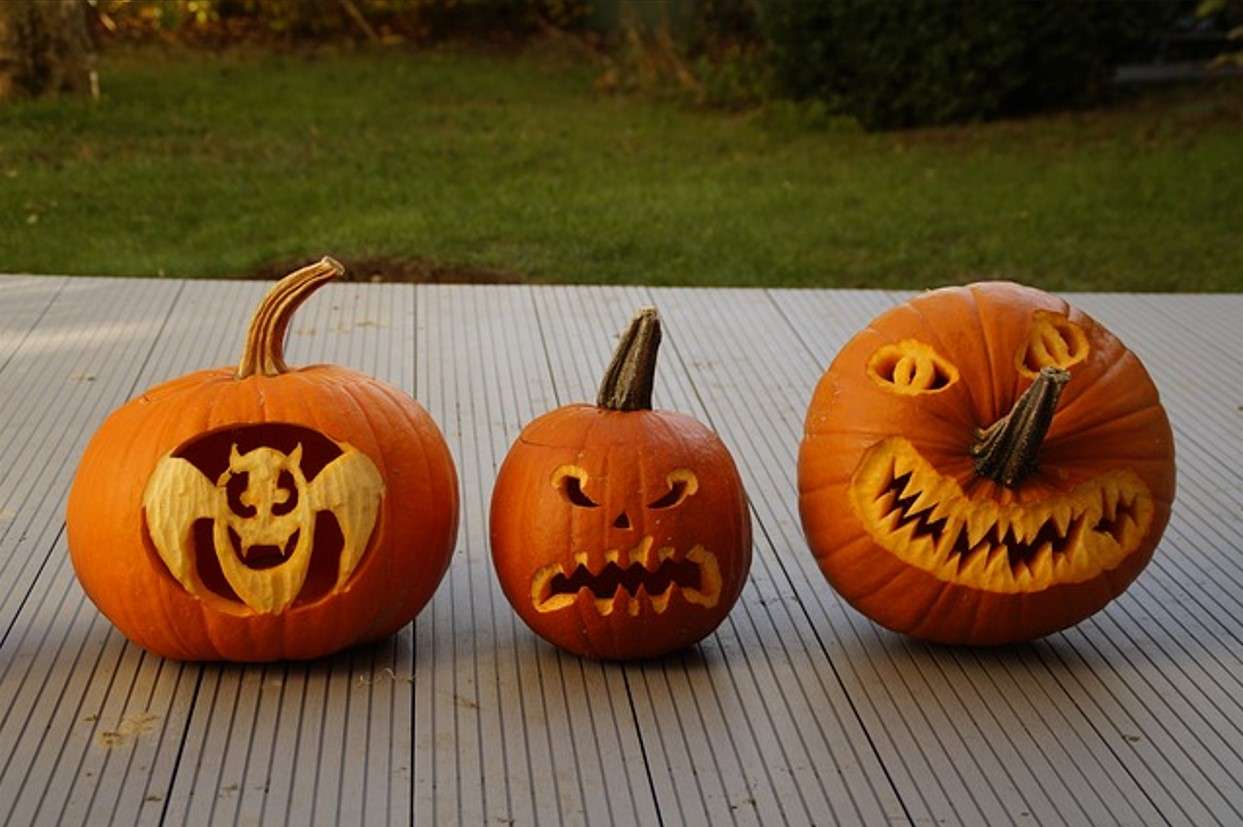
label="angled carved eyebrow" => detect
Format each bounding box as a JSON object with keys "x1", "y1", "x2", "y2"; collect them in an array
[
  {"x1": 648, "y1": 469, "x2": 699, "y2": 509},
  {"x1": 552, "y1": 465, "x2": 599, "y2": 508}
]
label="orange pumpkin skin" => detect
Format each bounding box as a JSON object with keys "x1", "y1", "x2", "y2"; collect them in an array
[
  {"x1": 490, "y1": 310, "x2": 751, "y2": 660},
  {"x1": 66, "y1": 260, "x2": 458, "y2": 661},
  {"x1": 799, "y1": 282, "x2": 1175, "y2": 645}
]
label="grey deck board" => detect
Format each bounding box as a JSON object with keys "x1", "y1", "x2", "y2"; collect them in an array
[{"x1": 1, "y1": 276, "x2": 1241, "y2": 826}]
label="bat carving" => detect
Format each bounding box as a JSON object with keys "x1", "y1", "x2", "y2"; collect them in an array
[{"x1": 143, "y1": 440, "x2": 384, "y2": 614}]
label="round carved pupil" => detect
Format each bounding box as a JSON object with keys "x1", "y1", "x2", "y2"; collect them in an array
[
  {"x1": 226, "y1": 473, "x2": 256, "y2": 518},
  {"x1": 272, "y1": 471, "x2": 298, "y2": 516}
]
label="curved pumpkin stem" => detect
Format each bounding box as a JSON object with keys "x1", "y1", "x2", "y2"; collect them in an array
[
  {"x1": 236, "y1": 256, "x2": 344, "y2": 378},
  {"x1": 972, "y1": 366, "x2": 1070, "y2": 487},
  {"x1": 597, "y1": 307, "x2": 661, "y2": 411}
]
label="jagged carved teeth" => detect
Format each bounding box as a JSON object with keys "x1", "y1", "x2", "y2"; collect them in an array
[
  {"x1": 851, "y1": 438, "x2": 1153, "y2": 588},
  {"x1": 529, "y1": 538, "x2": 722, "y2": 615},
  {"x1": 228, "y1": 527, "x2": 299, "y2": 570}
]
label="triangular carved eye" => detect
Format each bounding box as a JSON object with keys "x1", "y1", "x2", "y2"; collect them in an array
[
  {"x1": 648, "y1": 469, "x2": 698, "y2": 509},
  {"x1": 552, "y1": 465, "x2": 599, "y2": 508}
]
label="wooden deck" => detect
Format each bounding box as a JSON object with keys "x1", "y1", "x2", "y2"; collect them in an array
[{"x1": 1, "y1": 275, "x2": 1241, "y2": 826}]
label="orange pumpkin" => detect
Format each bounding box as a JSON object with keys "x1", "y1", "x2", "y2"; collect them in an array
[
  {"x1": 799, "y1": 281, "x2": 1175, "y2": 645},
  {"x1": 490, "y1": 308, "x2": 751, "y2": 659},
  {"x1": 67, "y1": 258, "x2": 459, "y2": 661}
]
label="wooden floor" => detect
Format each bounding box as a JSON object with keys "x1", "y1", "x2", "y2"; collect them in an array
[{"x1": 1, "y1": 275, "x2": 1241, "y2": 826}]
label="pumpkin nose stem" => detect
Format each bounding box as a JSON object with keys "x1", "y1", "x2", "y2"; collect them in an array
[
  {"x1": 613, "y1": 511, "x2": 632, "y2": 530},
  {"x1": 973, "y1": 366, "x2": 1070, "y2": 487}
]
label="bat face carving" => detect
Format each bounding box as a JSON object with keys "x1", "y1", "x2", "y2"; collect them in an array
[{"x1": 142, "y1": 424, "x2": 384, "y2": 615}]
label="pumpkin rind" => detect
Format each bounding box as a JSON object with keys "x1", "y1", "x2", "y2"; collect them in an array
[
  {"x1": 798, "y1": 281, "x2": 1175, "y2": 645},
  {"x1": 67, "y1": 259, "x2": 459, "y2": 661}
]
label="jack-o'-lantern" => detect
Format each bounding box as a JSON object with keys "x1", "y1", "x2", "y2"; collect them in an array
[
  {"x1": 799, "y1": 281, "x2": 1175, "y2": 645},
  {"x1": 67, "y1": 258, "x2": 459, "y2": 661},
  {"x1": 490, "y1": 308, "x2": 751, "y2": 659}
]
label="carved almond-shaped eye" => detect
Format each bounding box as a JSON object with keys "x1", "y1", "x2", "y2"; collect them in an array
[
  {"x1": 648, "y1": 469, "x2": 698, "y2": 509},
  {"x1": 552, "y1": 465, "x2": 599, "y2": 508},
  {"x1": 1016, "y1": 311, "x2": 1089, "y2": 378},
  {"x1": 867, "y1": 340, "x2": 959, "y2": 395}
]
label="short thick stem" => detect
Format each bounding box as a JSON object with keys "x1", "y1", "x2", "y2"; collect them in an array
[
  {"x1": 972, "y1": 366, "x2": 1070, "y2": 488},
  {"x1": 236, "y1": 257, "x2": 344, "y2": 378},
  {"x1": 597, "y1": 307, "x2": 661, "y2": 411}
]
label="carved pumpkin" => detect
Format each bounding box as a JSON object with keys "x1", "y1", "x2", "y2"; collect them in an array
[
  {"x1": 799, "y1": 281, "x2": 1175, "y2": 645},
  {"x1": 67, "y1": 258, "x2": 459, "y2": 661},
  {"x1": 490, "y1": 308, "x2": 751, "y2": 659}
]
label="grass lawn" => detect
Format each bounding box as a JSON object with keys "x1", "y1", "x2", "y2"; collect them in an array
[{"x1": 2, "y1": 46, "x2": 1241, "y2": 291}]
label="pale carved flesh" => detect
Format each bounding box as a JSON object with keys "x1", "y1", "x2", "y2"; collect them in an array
[
  {"x1": 530, "y1": 465, "x2": 721, "y2": 616},
  {"x1": 848, "y1": 437, "x2": 1155, "y2": 593},
  {"x1": 143, "y1": 438, "x2": 384, "y2": 614}
]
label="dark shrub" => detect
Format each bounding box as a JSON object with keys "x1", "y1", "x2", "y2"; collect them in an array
[{"x1": 759, "y1": 0, "x2": 1185, "y2": 130}]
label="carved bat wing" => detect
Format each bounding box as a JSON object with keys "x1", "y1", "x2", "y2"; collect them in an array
[
  {"x1": 306, "y1": 446, "x2": 384, "y2": 586},
  {"x1": 143, "y1": 456, "x2": 220, "y2": 592}
]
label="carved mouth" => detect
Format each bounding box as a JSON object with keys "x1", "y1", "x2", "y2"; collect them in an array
[
  {"x1": 229, "y1": 528, "x2": 300, "y2": 571},
  {"x1": 849, "y1": 438, "x2": 1155, "y2": 592},
  {"x1": 530, "y1": 536, "x2": 722, "y2": 616}
]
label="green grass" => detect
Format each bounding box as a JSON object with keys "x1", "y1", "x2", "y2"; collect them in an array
[{"x1": 2, "y1": 46, "x2": 1241, "y2": 290}]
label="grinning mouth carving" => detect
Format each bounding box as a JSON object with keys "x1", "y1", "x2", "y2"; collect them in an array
[
  {"x1": 849, "y1": 438, "x2": 1154, "y2": 593},
  {"x1": 229, "y1": 527, "x2": 300, "y2": 570},
  {"x1": 530, "y1": 536, "x2": 722, "y2": 616}
]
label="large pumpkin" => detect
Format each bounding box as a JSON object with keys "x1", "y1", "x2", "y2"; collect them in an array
[
  {"x1": 67, "y1": 258, "x2": 459, "y2": 661},
  {"x1": 490, "y1": 308, "x2": 751, "y2": 659},
  {"x1": 799, "y1": 281, "x2": 1175, "y2": 645}
]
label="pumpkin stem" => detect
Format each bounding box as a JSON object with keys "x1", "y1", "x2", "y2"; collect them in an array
[
  {"x1": 236, "y1": 257, "x2": 344, "y2": 378},
  {"x1": 597, "y1": 307, "x2": 661, "y2": 411},
  {"x1": 972, "y1": 366, "x2": 1070, "y2": 488}
]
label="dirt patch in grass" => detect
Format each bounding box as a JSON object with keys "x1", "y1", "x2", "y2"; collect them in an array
[{"x1": 251, "y1": 256, "x2": 524, "y2": 284}]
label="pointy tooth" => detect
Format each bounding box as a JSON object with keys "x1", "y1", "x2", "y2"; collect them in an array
[
  {"x1": 891, "y1": 520, "x2": 919, "y2": 549},
  {"x1": 628, "y1": 595, "x2": 641, "y2": 617},
  {"x1": 985, "y1": 544, "x2": 1009, "y2": 580},
  {"x1": 960, "y1": 543, "x2": 991, "y2": 579},
  {"x1": 657, "y1": 546, "x2": 676, "y2": 562},
  {"x1": 994, "y1": 512, "x2": 1011, "y2": 543},
  {"x1": 874, "y1": 491, "x2": 898, "y2": 517},
  {"x1": 1028, "y1": 543, "x2": 1054, "y2": 582},
  {"x1": 900, "y1": 472, "x2": 923, "y2": 501},
  {"x1": 573, "y1": 551, "x2": 589, "y2": 572},
  {"x1": 907, "y1": 484, "x2": 940, "y2": 517},
  {"x1": 929, "y1": 495, "x2": 957, "y2": 524},
  {"x1": 630, "y1": 537, "x2": 654, "y2": 567},
  {"x1": 966, "y1": 510, "x2": 994, "y2": 549},
  {"x1": 686, "y1": 546, "x2": 706, "y2": 563},
  {"x1": 1053, "y1": 502, "x2": 1073, "y2": 538},
  {"x1": 1119, "y1": 514, "x2": 1138, "y2": 543},
  {"x1": 604, "y1": 549, "x2": 620, "y2": 566},
  {"x1": 876, "y1": 508, "x2": 902, "y2": 535},
  {"x1": 593, "y1": 587, "x2": 616, "y2": 616},
  {"x1": 650, "y1": 585, "x2": 674, "y2": 614},
  {"x1": 935, "y1": 516, "x2": 964, "y2": 558},
  {"x1": 1103, "y1": 483, "x2": 1119, "y2": 521},
  {"x1": 893, "y1": 449, "x2": 917, "y2": 477}
]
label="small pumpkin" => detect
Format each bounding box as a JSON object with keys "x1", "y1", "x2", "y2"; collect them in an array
[
  {"x1": 67, "y1": 258, "x2": 459, "y2": 661},
  {"x1": 799, "y1": 281, "x2": 1175, "y2": 645},
  {"x1": 490, "y1": 308, "x2": 751, "y2": 659}
]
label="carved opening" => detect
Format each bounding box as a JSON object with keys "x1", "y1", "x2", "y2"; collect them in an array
[
  {"x1": 647, "y1": 469, "x2": 698, "y2": 510},
  {"x1": 548, "y1": 558, "x2": 701, "y2": 600},
  {"x1": 848, "y1": 437, "x2": 1154, "y2": 592},
  {"x1": 1017, "y1": 311, "x2": 1089, "y2": 378},
  {"x1": 144, "y1": 422, "x2": 383, "y2": 614},
  {"x1": 867, "y1": 340, "x2": 958, "y2": 395},
  {"x1": 553, "y1": 465, "x2": 599, "y2": 508}
]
